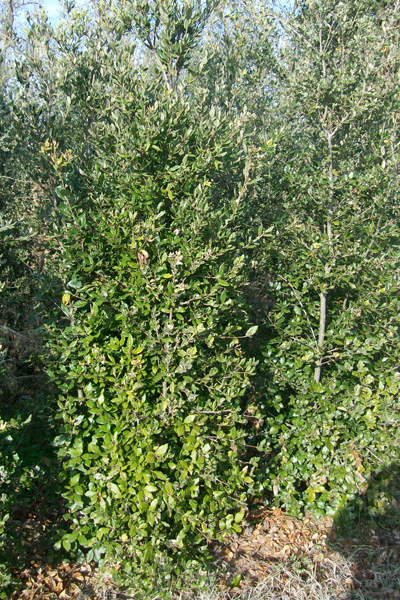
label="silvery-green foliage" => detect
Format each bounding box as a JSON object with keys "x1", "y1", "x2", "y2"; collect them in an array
[{"x1": 254, "y1": 0, "x2": 400, "y2": 514}]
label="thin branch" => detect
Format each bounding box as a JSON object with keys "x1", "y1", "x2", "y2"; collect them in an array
[{"x1": 0, "y1": 174, "x2": 35, "y2": 184}]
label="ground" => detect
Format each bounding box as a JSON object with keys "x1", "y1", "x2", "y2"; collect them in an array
[{"x1": 5, "y1": 499, "x2": 400, "y2": 600}]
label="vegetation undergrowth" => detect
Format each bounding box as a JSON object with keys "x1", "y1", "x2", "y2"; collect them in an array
[{"x1": 0, "y1": 369, "x2": 63, "y2": 597}]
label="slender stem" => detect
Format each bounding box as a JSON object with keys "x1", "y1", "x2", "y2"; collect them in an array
[
  {"x1": 315, "y1": 130, "x2": 334, "y2": 383},
  {"x1": 314, "y1": 291, "x2": 327, "y2": 383},
  {"x1": 326, "y1": 131, "x2": 334, "y2": 248}
]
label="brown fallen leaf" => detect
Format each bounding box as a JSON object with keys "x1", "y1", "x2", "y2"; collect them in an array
[
  {"x1": 47, "y1": 570, "x2": 59, "y2": 577},
  {"x1": 68, "y1": 583, "x2": 81, "y2": 596}
]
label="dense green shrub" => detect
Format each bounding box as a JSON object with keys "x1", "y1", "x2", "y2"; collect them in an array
[{"x1": 47, "y1": 7, "x2": 263, "y2": 578}]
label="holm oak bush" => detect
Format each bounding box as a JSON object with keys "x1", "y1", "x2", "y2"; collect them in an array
[{"x1": 47, "y1": 31, "x2": 264, "y2": 578}]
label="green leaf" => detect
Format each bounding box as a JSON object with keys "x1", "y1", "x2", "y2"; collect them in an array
[
  {"x1": 62, "y1": 538, "x2": 71, "y2": 552},
  {"x1": 184, "y1": 414, "x2": 196, "y2": 424},
  {"x1": 232, "y1": 574, "x2": 242, "y2": 587},
  {"x1": 62, "y1": 292, "x2": 71, "y2": 305},
  {"x1": 145, "y1": 484, "x2": 158, "y2": 493},
  {"x1": 55, "y1": 186, "x2": 71, "y2": 202},
  {"x1": 234, "y1": 510, "x2": 245, "y2": 523},
  {"x1": 70, "y1": 473, "x2": 80, "y2": 486},
  {"x1": 155, "y1": 443, "x2": 169, "y2": 457},
  {"x1": 109, "y1": 482, "x2": 121, "y2": 497},
  {"x1": 245, "y1": 325, "x2": 258, "y2": 337}
]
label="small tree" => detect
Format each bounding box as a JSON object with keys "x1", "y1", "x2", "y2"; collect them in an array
[{"x1": 255, "y1": 0, "x2": 400, "y2": 514}]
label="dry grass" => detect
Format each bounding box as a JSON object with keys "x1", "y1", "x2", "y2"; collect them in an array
[{"x1": 191, "y1": 551, "x2": 400, "y2": 600}]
